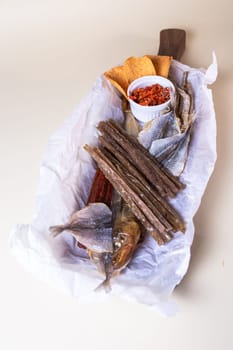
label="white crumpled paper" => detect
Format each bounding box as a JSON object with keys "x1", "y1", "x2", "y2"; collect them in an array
[{"x1": 10, "y1": 54, "x2": 217, "y2": 316}]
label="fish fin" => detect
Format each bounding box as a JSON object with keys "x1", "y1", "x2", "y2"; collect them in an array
[
  {"x1": 94, "y1": 277, "x2": 112, "y2": 293},
  {"x1": 49, "y1": 225, "x2": 67, "y2": 237}
]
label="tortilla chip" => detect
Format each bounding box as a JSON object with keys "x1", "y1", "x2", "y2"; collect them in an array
[
  {"x1": 104, "y1": 55, "x2": 160, "y2": 98},
  {"x1": 105, "y1": 77, "x2": 128, "y2": 99},
  {"x1": 146, "y1": 55, "x2": 172, "y2": 77},
  {"x1": 124, "y1": 56, "x2": 156, "y2": 84},
  {"x1": 104, "y1": 65, "x2": 128, "y2": 94}
]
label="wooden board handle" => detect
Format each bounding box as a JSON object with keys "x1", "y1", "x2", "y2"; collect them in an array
[{"x1": 158, "y1": 28, "x2": 186, "y2": 61}]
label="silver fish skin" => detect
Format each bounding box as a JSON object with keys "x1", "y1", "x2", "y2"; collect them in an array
[
  {"x1": 89, "y1": 251, "x2": 113, "y2": 293},
  {"x1": 149, "y1": 126, "x2": 192, "y2": 176},
  {"x1": 161, "y1": 127, "x2": 191, "y2": 176},
  {"x1": 137, "y1": 110, "x2": 180, "y2": 150},
  {"x1": 50, "y1": 203, "x2": 113, "y2": 253}
]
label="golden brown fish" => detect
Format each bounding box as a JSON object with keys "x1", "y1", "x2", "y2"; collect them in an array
[{"x1": 111, "y1": 192, "x2": 141, "y2": 272}]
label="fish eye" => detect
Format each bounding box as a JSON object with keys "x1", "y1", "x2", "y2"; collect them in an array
[{"x1": 114, "y1": 241, "x2": 121, "y2": 249}]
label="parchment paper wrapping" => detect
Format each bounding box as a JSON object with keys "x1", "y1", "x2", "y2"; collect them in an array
[{"x1": 9, "y1": 54, "x2": 217, "y2": 316}]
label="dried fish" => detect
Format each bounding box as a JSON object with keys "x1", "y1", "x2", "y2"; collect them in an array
[
  {"x1": 111, "y1": 192, "x2": 141, "y2": 271},
  {"x1": 50, "y1": 202, "x2": 115, "y2": 292},
  {"x1": 138, "y1": 110, "x2": 180, "y2": 150},
  {"x1": 137, "y1": 73, "x2": 195, "y2": 177},
  {"x1": 89, "y1": 251, "x2": 113, "y2": 292},
  {"x1": 149, "y1": 126, "x2": 192, "y2": 176},
  {"x1": 182, "y1": 71, "x2": 194, "y2": 117},
  {"x1": 159, "y1": 127, "x2": 191, "y2": 176},
  {"x1": 177, "y1": 86, "x2": 191, "y2": 132},
  {"x1": 50, "y1": 203, "x2": 113, "y2": 253},
  {"x1": 175, "y1": 71, "x2": 194, "y2": 132}
]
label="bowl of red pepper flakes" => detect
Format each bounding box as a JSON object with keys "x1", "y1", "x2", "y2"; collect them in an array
[{"x1": 127, "y1": 75, "x2": 175, "y2": 123}]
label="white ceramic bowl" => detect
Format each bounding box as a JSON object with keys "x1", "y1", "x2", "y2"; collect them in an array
[{"x1": 127, "y1": 75, "x2": 175, "y2": 123}]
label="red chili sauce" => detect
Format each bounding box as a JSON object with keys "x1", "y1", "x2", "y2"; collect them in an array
[{"x1": 129, "y1": 83, "x2": 170, "y2": 106}]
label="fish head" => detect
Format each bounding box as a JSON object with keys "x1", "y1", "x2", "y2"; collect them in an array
[{"x1": 112, "y1": 218, "x2": 141, "y2": 271}]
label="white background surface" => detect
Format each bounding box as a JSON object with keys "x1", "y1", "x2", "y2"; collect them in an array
[{"x1": 1, "y1": 1, "x2": 232, "y2": 349}]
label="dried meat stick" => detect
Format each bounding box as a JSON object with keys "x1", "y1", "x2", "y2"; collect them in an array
[{"x1": 84, "y1": 144, "x2": 166, "y2": 245}]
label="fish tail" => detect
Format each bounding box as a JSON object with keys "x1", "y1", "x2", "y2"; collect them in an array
[
  {"x1": 49, "y1": 224, "x2": 67, "y2": 237},
  {"x1": 94, "y1": 276, "x2": 112, "y2": 293}
]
